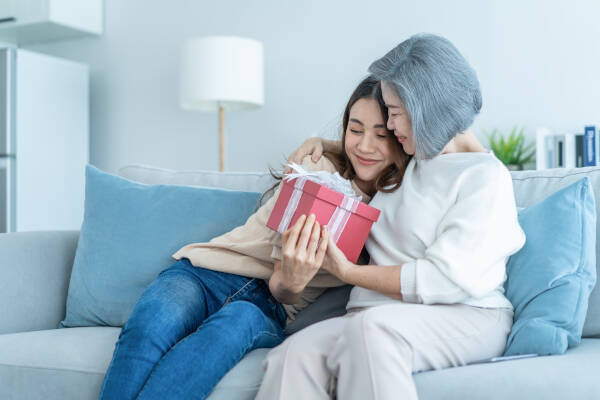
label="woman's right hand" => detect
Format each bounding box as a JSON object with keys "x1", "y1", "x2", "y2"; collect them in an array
[
  {"x1": 269, "y1": 214, "x2": 328, "y2": 303},
  {"x1": 284, "y1": 137, "x2": 326, "y2": 173}
]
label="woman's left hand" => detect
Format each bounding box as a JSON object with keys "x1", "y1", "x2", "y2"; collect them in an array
[{"x1": 321, "y1": 227, "x2": 356, "y2": 281}]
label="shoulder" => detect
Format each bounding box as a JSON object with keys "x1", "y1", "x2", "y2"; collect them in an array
[
  {"x1": 455, "y1": 153, "x2": 514, "y2": 197},
  {"x1": 439, "y1": 152, "x2": 509, "y2": 181},
  {"x1": 468, "y1": 153, "x2": 511, "y2": 183}
]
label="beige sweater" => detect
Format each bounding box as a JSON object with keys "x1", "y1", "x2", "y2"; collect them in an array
[{"x1": 172, "y1": 155, "x2": 371, "y2": 320}]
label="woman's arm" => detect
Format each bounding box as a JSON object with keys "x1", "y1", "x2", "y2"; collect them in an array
[
  {"x1": 321, "y1": 228, "x2": 403, "y2": 299},
  {"x1": 286, "y1": 138, "x2": 343, "y2": 170},
  {"x1": 324, "y1": 164, "x2": 525, "y2": 305},
  {"x1": 269, "y1": 261, "x2": 303, "y2": 304},
  {"x1": 268, "y1": 214, "x2": 328, "y2": 304}
]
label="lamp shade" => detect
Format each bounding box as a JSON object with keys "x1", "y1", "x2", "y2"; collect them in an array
[{"x1": 180, "y1": 36, "x2": 264, "y2": 112}]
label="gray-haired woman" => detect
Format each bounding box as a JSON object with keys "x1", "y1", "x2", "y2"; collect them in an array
[{"x1": 255, "y1": 33, "x2": 525, "y2": 399}]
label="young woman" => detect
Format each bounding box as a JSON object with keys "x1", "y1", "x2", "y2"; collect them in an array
[
  {"x1": 256, "y1": 33, "x2": 526, "y2": 400},
  {"x1": 98, "y1": 76, "x2": 409, "y2": 400}
]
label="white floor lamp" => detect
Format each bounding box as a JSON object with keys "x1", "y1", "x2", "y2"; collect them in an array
[{"x1": 180, "y1": 36, "x2": 264, "y2": 171}]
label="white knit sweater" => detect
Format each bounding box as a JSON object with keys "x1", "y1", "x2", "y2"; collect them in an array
[{"x1": 347, "y1": 152, "x2": 525, "y2": 310}]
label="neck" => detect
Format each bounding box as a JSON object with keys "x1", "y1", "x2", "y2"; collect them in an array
[
  {"x1": 440, "y1": 129, "x2": 486, "y2": 154},
  {"x1": 354, "y1": 178, "x2": 375, "y2": 197}
]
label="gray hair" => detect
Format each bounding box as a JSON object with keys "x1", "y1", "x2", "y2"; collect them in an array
[{"x1": 369, "y1": 33, "x2": 482, "y2": 159}]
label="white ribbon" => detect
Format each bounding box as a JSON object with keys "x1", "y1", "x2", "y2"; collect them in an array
[
  {"x1": 285, "y1": 163, "x2": 361, "y2": 201},
  {"x1": 277, "y1": 165, "x2": 362, "y2": 243},
  {"x1": 326, "y1": 195, "x2": 360, "y2": 243},
  {"x1": 278, "y1": 177, "x2": 307, "y2": 233}
]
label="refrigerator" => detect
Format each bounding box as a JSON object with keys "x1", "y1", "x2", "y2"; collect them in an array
[{"x1": 0, "y1": 47, "x2": 88, "y2": 233}]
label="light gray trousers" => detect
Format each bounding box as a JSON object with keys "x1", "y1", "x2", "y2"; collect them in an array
[{"x1": 255, "y1": 303, "x2": 513, "y2": 400}]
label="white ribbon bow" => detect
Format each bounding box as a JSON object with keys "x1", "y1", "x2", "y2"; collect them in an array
[
  {"x1": 284, "y1": 163, "x2": 361, "y2": 201},
  {"x1": 277, "y1": 163, "x2": 361, "y2": 244}
]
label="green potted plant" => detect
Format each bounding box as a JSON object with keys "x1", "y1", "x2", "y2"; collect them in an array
[{"x1": 486, "y1": 127, "x2": 535, "y2": 170}]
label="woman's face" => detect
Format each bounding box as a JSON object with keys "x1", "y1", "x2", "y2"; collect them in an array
[
  {"x1": 381, "y1": 81, "x2": 416, "y2": 156},
  {"x1": 344, "y1": 98, "x2": 395, "y2": 191}
]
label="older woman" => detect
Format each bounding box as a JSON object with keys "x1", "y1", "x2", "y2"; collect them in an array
[{"x1": 255, "y1": 33, "x2": 525, "y2": 400}]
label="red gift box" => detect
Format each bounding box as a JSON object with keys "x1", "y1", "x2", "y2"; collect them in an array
[{"x1": 267, "y1": 177, "x2": 381, "y2": 263}]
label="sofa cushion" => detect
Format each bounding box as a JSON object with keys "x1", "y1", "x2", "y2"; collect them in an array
[
  {"x1": 118, "y1": 164, "x2": 277, "y2": 194},
  {"x1": 510, "y1": 167, "x2": 600, "y2": 338},
  {"x1": 207, "y1": 348, "x2": 271, "y2": 400},
  {"x1": 210, "y1": 339, "x2": 600, "y2": 400},
  {"x1": 2, "y1": 328, "x2": 597, "y2": 400},
  {"x1": 504, "y1": 178, "x2": 596, "y2": 356},
  {"x1": 0, "y1": 327, "x2": 269, "y2": 400},
  {"x1": 414, "y1": 338, "x2": 600, "y2": 400},
  {"x1": 60, "y1": 165, "x2": 261, "y2": 328},
  {"x1": 0, "y1": 327, "x2": 120, "y2": 399}
]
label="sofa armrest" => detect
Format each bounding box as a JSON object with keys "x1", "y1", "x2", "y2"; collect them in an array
[{"x1": 0, "y1": 230, "x2": 79, "y2": 334}]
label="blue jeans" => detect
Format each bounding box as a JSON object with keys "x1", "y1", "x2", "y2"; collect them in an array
[{"x1": 99, "y1": 258, "x2": 287, "y2": 400}]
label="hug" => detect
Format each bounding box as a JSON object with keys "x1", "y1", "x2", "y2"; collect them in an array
[{"x1": 98, "y1": 33, "x2": 526, "y2": 400}]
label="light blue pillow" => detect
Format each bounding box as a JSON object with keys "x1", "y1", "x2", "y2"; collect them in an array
[
  {"x1": 504, "y1": 177, "x2": 597, "y2": 356},
  {"x1": 60, "y1": 165, "x2": 261, "y2": 328}
]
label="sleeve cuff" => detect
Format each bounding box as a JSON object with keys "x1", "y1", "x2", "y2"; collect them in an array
[
  {"x1": 401, "y1": 261, "x2": 420, "y2": 303},
  {"x1": 270, "y1": 246, "x2": 282, "y2": 261}
]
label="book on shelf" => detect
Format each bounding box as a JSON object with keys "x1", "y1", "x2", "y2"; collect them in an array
[
  {"x1": 576, "y1": 134, "x2": 585, "y2": 167},
  {"x1": 584, "y1": 125, "x2": 597, "y2": 167},
  {"x1": 536, "y1": 127, "x2": 588, "y2": 170}
]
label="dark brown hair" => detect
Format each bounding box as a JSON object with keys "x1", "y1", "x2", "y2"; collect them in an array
[
  {"x1": 260, "y1": 76, "x2": 410, "y2": 205},
  {"x1": 326, "y1": 75, "x2": 410, "y2": 195}
]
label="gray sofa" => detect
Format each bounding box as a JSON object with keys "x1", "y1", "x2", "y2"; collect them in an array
[{"x1": 1, "y1": 164, "x2": 600, "y2": 400}]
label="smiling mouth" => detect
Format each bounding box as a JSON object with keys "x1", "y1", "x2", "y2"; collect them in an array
[
  {"x1": 355, "y1": 155, "x2": 380, "y2": 166},
  {"x1": 396, "y1": 136, "x2": 407, "y2": 143}
]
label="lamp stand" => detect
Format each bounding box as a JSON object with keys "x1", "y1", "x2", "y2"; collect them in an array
[{"x1": 218, "y1": 105, "x2": 225, "y2": 172}]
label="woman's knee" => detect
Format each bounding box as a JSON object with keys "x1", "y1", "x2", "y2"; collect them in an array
[
  {"x1": 264, "y1": 325, "x2": 326, "y2": 369},
  {"x1": 346, "y1": 307, "x2": 409, "y2": 346},
  {"x1": 124, "y1": 272, "x2": 207, "y2": 338},
  {"x1": 214, "y1": 301, "x2": 278, "y2": 335}
]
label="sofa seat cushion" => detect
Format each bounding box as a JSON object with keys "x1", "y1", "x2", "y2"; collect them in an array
[
  {"x1": 207, "y1": 348, "x2": 270, "y2": 400},
  {"x1": 0, "y1": 327, "x2": 121, "y2": 399},
  {"x1": 414, "y1": 338, "x2": 600, "y2": 400},
  {"x1": 202, "y1": 339, "x2": 600, "y2": 400},
  {"x1": 0, "y1": 326, "x2": 270, "y2": 400},
  {"x1": 2, "y1": 327, "x2": 598, "y2": 400}
]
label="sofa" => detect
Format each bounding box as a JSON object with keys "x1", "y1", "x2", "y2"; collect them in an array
[{"x1": 1, "y1": 163, "x2": 600, "y2": 400}]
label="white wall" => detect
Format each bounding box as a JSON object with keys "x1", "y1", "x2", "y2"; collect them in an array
[{"x1": 26, "y1": 0, "x2": 600, "y2": 173}]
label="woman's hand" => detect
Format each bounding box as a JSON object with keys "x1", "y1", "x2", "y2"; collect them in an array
[
  {"x1": 285, "y1": 138, "x2": 324, "y2": 173},
  {"x1": 322, "y1": 229, "x2": 403, "y2": 299},
  {"x1": 284, "y1": 137, "x2": 342, "y2": 173},
  {"x1": 321, "y1": 227, "x2": 357, "y2": 282},
  {"x1": 269, "y1": 214, "x2": 328, "y2": 304}
]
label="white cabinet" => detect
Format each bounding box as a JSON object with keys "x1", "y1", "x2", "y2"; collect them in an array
[{"x1": 0, "y1": 0, "x2": 102, "y2": 45}]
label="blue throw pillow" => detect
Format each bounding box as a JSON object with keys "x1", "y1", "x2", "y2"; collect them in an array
[
  {"x1": 60, "y1": 165, "x2": 261, "y2": 328},
  {"x1": 504, "y1": 177, "x2": 597, "y2": 356}
]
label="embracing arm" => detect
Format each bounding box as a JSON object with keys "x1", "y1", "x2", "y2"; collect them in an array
[
  {"x1": 320, "y1": 228, "x2": 403, "y2": 300},
  {"x1": 323, "y1": 164, "x2": 525, "y2": 304},
  {"x1": 340, "y1": 263, "x2": 403, "y2": 301},
  {"x1": 287, "y1": 137, "x2": 342, "y2": 169}
]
